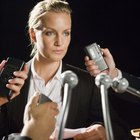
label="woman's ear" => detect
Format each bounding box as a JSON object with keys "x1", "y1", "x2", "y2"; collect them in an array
[{"x1": 29, "y1": 28, "x2": 36, "y2": 43}]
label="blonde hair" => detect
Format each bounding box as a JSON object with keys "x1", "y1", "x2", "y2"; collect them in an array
[
  {"x1": 28, "y1": 0, "x2": 72, "y2": 57},
  {"x1": 28, "y1": 0, "x2": 72, "y2": 29}
]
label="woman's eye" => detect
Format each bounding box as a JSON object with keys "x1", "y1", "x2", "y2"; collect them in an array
[
  {"x1": 45, "y1": 31, "x2": 54, "y2": 36},
  {"x1": 63, "y1": 31, "x2": 70, "y2": 36}
]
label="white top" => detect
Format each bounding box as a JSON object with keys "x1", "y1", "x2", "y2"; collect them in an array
[{"x1": 27, "y1": 57, "x2": 63, "y2": 125}]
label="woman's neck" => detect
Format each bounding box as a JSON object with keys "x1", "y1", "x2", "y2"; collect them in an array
[{"x1": 33, "y1": 57, "x2": 61, "y2": 83}]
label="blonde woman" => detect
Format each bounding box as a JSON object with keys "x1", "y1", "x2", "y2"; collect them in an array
[{"x1": 0, "y1": 0, "x2": 132, "y2": 140}]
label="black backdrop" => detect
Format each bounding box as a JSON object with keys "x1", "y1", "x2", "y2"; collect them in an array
[
  {"x1": 0, "y1": 0, "x2": 140, "y2": 133},
  {"x1": 0, "y1": 0, "x2": 140, "y2": 76}
]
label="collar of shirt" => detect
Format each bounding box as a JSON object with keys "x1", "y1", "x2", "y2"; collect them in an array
[
  {"x1": 27, "y1": 57, "x2": 63, "y2": 102},
  {"x1": 31, "y1": 57, "x2": 63, "y2": 85}
]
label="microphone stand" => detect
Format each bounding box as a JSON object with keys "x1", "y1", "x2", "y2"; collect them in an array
[
  {"x1": 57, "y1": 83, "x2": 72, "y2": 140},
  {"x1": 95, "y1": 73, "x2": 114, "y2": 140},
  {"x1": 126, "y1": 86, "x2": 140, "y2": 98},
  {"x1": 57, "y1": 70, "x2": 78, "y2": 140},
  {"x1": 100, "y1": 84, "x2": 114, "y2": 140}
]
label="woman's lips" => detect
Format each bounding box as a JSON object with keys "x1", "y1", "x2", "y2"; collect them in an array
[{"x1": 53, "y1": 49, "x2": 63, "y2": 54}]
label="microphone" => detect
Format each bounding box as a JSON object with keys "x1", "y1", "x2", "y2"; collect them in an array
[
  {"x1": 57, "y1": 70, "x2": 78, "y2": 140},
  {"x1": 112, "y1": 78, "x2": 140, "y2": 98},
  {"x1": 61, "y1": 70, "x2": 78, "y2": 89},
  {"x1": 95, "y1": 73, "x2": 112, "y2": 89}
]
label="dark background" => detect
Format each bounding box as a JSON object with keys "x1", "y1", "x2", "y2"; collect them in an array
[
  {"x1": 0, "y1": 0, "x2": 140, "y2": 134},
  {"x1": 0, "y1": 0, "x2": 140, "y2": 76}
]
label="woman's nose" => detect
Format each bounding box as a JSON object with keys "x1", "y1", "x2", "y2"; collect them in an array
[{"x1": 54, "y1": 35, "x2": 63, "y2": 46}]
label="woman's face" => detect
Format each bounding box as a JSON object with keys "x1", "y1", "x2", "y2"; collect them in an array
[{"x1": 33, "y1": 12, "x2": 71, "y2": 62}]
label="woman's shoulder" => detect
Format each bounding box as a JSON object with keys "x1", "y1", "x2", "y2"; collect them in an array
[
  {"x1": 63, "y1": 63, "x2": 88, "y2": 74},
  {"x1": 62, "y1": 63, "x2": 94, "y2": 81},
  {"x1": 25, "y1": 59, "x2": 32, "y2": 66}
]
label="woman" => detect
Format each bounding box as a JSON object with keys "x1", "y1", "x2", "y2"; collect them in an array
[{"x1": 0, "y1": 0, "x2": 132, "y2": 139}]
